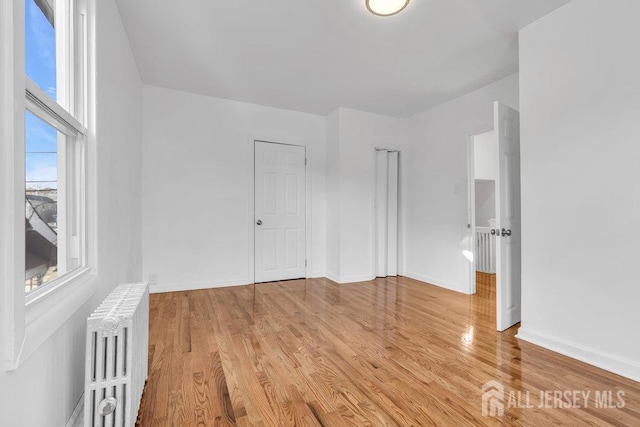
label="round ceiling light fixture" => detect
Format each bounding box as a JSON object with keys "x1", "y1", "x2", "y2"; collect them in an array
[{"x1": 366, "y1": 0, "x2": 410, "y2": 17}]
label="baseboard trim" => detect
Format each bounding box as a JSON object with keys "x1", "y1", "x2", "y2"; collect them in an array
[
  {"x1": 65, "y1": 394, "x2": 84, "y2": 427},
  {"x1": 339, "y1": 274, "x2": 376, "y2": 284},
  {"x1": 324, "y1": 273, "x2": 375, "y2": 284},
  {"x1": 325, "y1": 272, "x2": 340, "y2": 283},
  {"x1": 516, "y1": 327, "x2": 640, "y2": 382},
  {"x1": 403, "y1": 271, "x2": 469, "y2": 294},
  {"x1": 150, "y1": 278, "x2": 250, "y2": 294}
]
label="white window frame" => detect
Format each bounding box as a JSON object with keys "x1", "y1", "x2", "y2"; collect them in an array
[
  {"x1": 0, "y1": 0, "x2": 96, "y2": 371},
  {"x1": 24, "y1": 79, "x2": 88, "y2": 297}
]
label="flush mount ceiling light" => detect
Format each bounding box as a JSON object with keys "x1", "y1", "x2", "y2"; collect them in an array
[{"x1": 366, "y1": 0, "x2": 410, "y2": 16}]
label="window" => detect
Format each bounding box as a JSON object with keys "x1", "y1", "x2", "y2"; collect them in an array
[
  {"x1": 0, "y1": 0, "x2": 91, "y2": 370},
  {"x1": 24, "y1": 0, "x2": 87, "y2": 295},
  {"x1": 24, "y1": 108, "x2": 86, "y2": 293},
  {"x1": 25, "y1": 0, "x2": 58, "y2": 101}
]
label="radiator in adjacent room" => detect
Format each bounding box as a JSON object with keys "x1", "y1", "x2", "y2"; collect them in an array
[
  {"x1": 476, "y1": 227, "x2": 496, "y2": 274},
  {"x1": 84, "y1": 282, "x2": 149, "y2": 427}
]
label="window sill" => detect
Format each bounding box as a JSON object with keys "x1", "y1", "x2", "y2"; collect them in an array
[
  {"x1": 25, "y1": 267, "x2": 93, "y2": 315},
  {"x1": 12, "y1": 267, "x2": 97, "y2": 370}
]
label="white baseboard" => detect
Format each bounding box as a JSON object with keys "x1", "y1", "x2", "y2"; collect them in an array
[
  {"x1": 150, "y1": 278, "x2": 250, "y2": 294},
  {"x1": 338, "y1": 274, "x2": 375, "y2": 284},
  {"x1": 65, "y1": 395, "x2": 84, "y2": 427},
  {"x1": 325, "y1": 272, "x2": 340, "y2": 283},
  {"x1": 403, "y1": 271, "x2": 469, "y2": 294},
  {"x1": 324, "y1": 272, "x2": 375, "y2": 284},
  {"x1": 516, "y1": 327, "x2": 640, "y2": 382}
]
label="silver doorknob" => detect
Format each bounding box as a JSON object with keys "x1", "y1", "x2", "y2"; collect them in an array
[
  {"x1": 256, "y1": 220, "x2": 262, "y2": 226},
  {"x1": 490, "y1": 229, "x2": 496, "y2": 236},
  {"x1": 501, "y1": 228, "x2": 512, "y2": 237}
]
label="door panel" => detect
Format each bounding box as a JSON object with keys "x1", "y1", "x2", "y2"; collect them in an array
[
  {"x1": 494, "y1": 102, "x2": 521, "y2": 331},
  {"x1": 263, "y1": 173, "x2": 277, "y2": 214},
  {"x1": 255, "y1": 141, "x2": 306, "y2": 282},
  {"x1": 284, "y1": 228, "x2": 299, "y2": 269},
  {"x1": 262, "y1": 229, "x2": 277, "y2": 271},
  {"x1": 285, "y1": 174, "x2": 299, "y2": 214}
]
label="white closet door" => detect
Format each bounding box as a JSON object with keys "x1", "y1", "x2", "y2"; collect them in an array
[
  {"x1": 387, "y1": 151, "x2": 399, "y2": 276},
  {"x1": 375, "y1": 151, "x2": 389, "y2": 277},
  {"x1": 375, "y1": 149, "x2": 399, "y2": 278}
]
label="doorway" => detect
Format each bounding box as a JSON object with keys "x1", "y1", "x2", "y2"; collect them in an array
[
  {"x1": 471, "y1": 130, "x2": 497, "y2": 292},
  {"x1": 468, "y1": 102, "x2": 521, "y2": 332},
  {"x1": 254, "y1": 141, "x2": 306, "y2": 283},
  {"x1": 374, "y1": 149, "x2": 399, "y2": 278}
]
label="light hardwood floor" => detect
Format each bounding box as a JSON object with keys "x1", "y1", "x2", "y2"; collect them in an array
[{"x1": 137, "y1": 276, "x2": 640, "y2": 426}]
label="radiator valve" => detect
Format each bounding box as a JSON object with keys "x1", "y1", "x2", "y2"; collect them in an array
[{"x1": 98, "y1": 397, "x2": 118, "y2": 416}]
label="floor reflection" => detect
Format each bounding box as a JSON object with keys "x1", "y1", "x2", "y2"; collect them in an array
[{"x1": 140, "y1": 275, "x2": 640, "y2": 426}]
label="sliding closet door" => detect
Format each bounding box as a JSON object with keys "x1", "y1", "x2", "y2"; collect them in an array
[
  {"x1": 375, "y1": 149, "x2": 399, "y2": 278},
  {"x1": 387, "y1": 151, "x2": 399, "y2": 276},
  {"x1": 376, "y1": 151, "x2": 389, "y2": 277}
]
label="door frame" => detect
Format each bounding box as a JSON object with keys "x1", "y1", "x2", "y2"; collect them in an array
[
  {"x1": 247, "y1": 135, "x2": 312, "y2": 284},
  {"x1": 466, "y1": 128, "x2": 494, "y2": 295}
]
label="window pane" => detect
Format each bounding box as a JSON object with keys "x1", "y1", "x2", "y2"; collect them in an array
[
  {"x1": 25, "y1": 111, "x2": 61, "y2": 293},
  {"x1": 25, "y1": 0, "x2": 57, "y2": 101}
]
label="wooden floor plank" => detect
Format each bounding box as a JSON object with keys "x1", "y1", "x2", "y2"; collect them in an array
[{"x1": 137, "y1": 276, "x2": 640, "y2": 426}]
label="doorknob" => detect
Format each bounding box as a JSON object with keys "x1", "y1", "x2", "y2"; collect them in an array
[
  {"x1": 256, "y1": 220, "x2": 262, "y2": 226},
  {"x1": 490, "y1": 229, "x2": 497, "y2": 236},
  {"x1": 501, "y1": 228, "x2": 512, "y2": 237}
]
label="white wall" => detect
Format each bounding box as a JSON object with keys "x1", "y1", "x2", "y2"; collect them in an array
[
  {"x1": 325, "y1": 110, "x2": 341, "y2": 279},
  {"x1": 474, "y1": 130, "x2": 496, "y2": 228},
  {"x1": 403, "y1": 74, "x2": 519, "y2": 293},
  {"x1": 142, "y1": 95, "x2": 407, "y2": 289},
  {"x1": 0, "y1": 0, "x2": 143, "y2": 425},
  {"x1": 517, "y1": 0, "x2": 640, "y2": 381},
  {"x1": 473, "y1": 130, "x2": 496, "y2": 180},
  {"x1": 142, "y1": 86, "x2": 326, "y2": 292},
  {"x1": 475, "y1": 180, "x2": 495, "y2": 227},
  {"x1": 325, "y1": 108, "x2": 406, "y2": 283}
]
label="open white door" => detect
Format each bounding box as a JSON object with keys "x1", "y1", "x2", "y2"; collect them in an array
[
  {"x1": 494, "y1": 102, "x2": 521, "y2": 331},
  {"x1": 254, "y1": 141, "x2": 306, "y2": 283}
]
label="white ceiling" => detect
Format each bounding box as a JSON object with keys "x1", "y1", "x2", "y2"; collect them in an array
[{"x1": 115, "y1": 0, "x2": 570, "y2": 117}]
